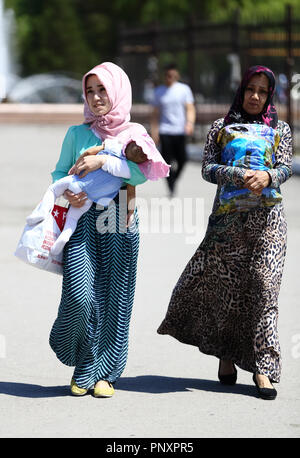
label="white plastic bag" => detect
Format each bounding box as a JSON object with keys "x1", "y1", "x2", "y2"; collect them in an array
[{"x1": 14, "y1": 204, "x2": 68, "y2": 275}]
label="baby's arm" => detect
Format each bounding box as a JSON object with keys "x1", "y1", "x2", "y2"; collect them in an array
[
  {"x1": 98, "y1": 139, "x2": 131, "y2": 179},
  {"x1": 100, "y1": 141, "x2": 147, "y2": 184},
  {"x1": 82, "y1": 145, "x2": 105, "y2": 155},
  {"x1": 102, "y1": 156, "x2": 131, "y2": 179},
  {"x1": 102, "y1": 139, "x2": 147, "y2": 184},
  {"x1": 102, "y1": 157, "x2": 147, "y2": 185},
  {"x1": 83, "y1": 140, "x2": 123, "y2": 158}
]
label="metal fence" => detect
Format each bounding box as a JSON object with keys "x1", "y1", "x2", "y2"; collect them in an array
[{"x1": 117, "y1": 6, "x2": 300, "y2": 153}]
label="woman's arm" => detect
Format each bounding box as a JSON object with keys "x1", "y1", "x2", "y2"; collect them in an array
[
  {"x1": 201, "y1": 119, "x2": 246, "y2": 187},
  {"x1": 267, "y1": 121, "x2": 293, "y2": 188},
  {"x1": 69, "y1": 154, "x2": 108, "y2": 178},
  {"x1": 51, "y1": 126, "x2": 77, "y2": 183},
  {"x1": 69, "y1": 146, "x2": 147, "y2": 184},
  {"x1": 126, "y1": 184, "x2": 136, "y2": 227},
  {"x1": 51, "y1": 126, "x2": 88, "y2": 207}
]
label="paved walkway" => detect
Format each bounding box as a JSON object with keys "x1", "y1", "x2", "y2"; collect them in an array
[{"x1": 0, "y1": 124, "x2": 299, "y2": 438}]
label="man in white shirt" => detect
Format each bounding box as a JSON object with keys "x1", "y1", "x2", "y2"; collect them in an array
[{"x1": 151, "y1": 63, "x2": 196, "y2": 196}]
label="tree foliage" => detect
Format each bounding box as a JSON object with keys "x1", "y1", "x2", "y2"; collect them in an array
[{"x1": 4, "y1": 0, "x2": 300, "y2": 77}]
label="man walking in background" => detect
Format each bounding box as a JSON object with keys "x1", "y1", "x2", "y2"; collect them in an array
[{"x1": 151, "y1": 63, "x2": 196, "y2": 196}]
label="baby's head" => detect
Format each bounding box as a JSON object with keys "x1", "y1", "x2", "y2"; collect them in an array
[{"x1": 125, "y1": 141, "x2": 148, "y2": 164}]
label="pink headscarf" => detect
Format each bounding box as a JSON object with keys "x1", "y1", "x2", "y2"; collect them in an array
[{"x1": 82, "y1": 62, "x2": 170, "y2": 180}]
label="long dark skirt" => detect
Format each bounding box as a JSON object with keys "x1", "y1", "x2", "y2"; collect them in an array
[
  {"x1": 50, "y1": 199, "x2": 139, "y2": 388},
  {"x1": 158, "y1": 204, "x2": 287, "y2": 382}
]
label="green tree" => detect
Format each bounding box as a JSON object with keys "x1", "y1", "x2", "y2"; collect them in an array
[
  {"x1": 5, "y1": 0, "x2": 102, "y2": 76},
  {"x1": 4, "y1": 0, "x2": 300, "y2": 77},
  {"x1": 113, "y1": 0, "x2": 300, "y2": 24}
]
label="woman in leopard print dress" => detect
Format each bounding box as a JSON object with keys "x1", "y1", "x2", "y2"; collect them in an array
[{"x1": 157, "y1": 66, "x2": 293, "y2": 399}]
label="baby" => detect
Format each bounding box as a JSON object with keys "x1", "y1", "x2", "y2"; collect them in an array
[
  {"x1": 26, "y1": 138, "x2": 150, "y2": 255},
  {"x1": 216, "y1": 123, "x2": 282, "y2": 214}
]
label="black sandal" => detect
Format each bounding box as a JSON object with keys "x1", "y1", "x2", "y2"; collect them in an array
[{"x1": 253, "y1": 373, "x2": 277, "y2": 400}]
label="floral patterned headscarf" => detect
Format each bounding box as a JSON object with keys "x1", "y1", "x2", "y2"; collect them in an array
[{"x1": 224, "y1": 65, "x2": 278, "y2": 128}]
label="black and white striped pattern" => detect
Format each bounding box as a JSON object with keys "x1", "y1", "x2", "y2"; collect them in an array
[{"x1": 49, "y1": 201, "x2": 139, "y2": 389}]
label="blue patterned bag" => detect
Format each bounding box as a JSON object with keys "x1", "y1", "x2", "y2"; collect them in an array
[{"x1": 216, "y1": 123, "x2": 282, "y2": 214}]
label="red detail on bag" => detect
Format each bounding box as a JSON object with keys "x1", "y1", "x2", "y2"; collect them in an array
[
  {"x1": 51, "y1": 205, "x2": 68, "y2": 232},
  {"x1": 37, "y1": 254, "x2": 48, "y2": 260},
  {"x1": 51, "y1": 259, "x2": 63, "y2": 266}
]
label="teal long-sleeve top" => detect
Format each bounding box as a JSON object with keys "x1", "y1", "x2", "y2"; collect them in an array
[{"x1": 51, "y1": 123, "x2": 147, "y2": 186}]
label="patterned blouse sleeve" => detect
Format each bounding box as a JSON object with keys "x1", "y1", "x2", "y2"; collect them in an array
[
  {"x1": 201, "y1": 118, "x2": 245, "y2": 187},
  {"x1": 267, "y1": 121, "x2": 293, "y2": 188}
]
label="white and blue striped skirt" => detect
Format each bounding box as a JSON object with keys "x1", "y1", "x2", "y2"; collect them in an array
[{"x1": 49, "y1": 198, "x2": 139, "y2": 389}]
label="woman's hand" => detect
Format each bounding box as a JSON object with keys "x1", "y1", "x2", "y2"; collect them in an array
[
  {"x1": 68, "y1": 145, "x2": 104, "y2": 175},
  {"x1": 68, "y1": 153, "x2": 108, "y2": 178},
  {"x1": 243, "y1": 170, "x2": 271, "y2": 195},
  {"x1": 63, "y1": 190, "x2": 87, "y2": 208}
]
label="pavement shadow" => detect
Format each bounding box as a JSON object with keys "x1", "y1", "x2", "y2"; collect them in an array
[
  {"x1": 0, "y1": 377, "x2": 257, "y2": 398},
  {"x1": 0, "y1": 381, "x2": 70, "y2": 398},
  {"x1": 117, "y1": 375, "x2": 256, "y2": 398}
]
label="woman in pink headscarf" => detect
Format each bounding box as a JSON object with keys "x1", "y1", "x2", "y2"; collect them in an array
[{"x1": 49, "y1": 62, "x2": 168, "y2": 398}]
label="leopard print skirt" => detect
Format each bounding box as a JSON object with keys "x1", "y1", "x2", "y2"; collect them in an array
[{"x1": 157, "y1": 204, "x2": 287, "y2": 382}]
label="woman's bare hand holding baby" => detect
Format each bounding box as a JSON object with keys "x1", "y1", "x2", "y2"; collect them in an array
[
  {"x1": 69, "y1": 145, "x2": 104, "y2": 175},
  {"x1": 68, "y1": 148, "x2": 108, "y2": 178},
  {"x1": 63, "y1": 190, "x2": 88, "y2": 208},
  {"x1": 65, "y1": 145, "x2": 107, "y2": 206}
]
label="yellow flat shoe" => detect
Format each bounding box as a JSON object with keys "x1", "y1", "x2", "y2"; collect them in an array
[
  {"x1": 70, "y1": 378, "x2": 88, "y2": 396},
  {"x1": 94, "y1": 380, "x2": 115, "y2": 398}
]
